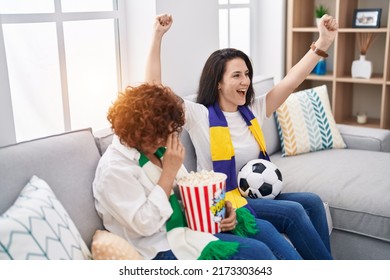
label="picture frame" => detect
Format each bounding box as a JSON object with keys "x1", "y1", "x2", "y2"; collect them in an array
[{"x1": 353, "y1": 8, "x2": 382, "y2": 28}]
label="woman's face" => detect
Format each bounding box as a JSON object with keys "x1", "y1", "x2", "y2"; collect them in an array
[
  {"x1": 142, "y1": 137, "x2": 166, "y2": 155},
  {"x1": 140, "y1": 123, "x2": 175, "y2": 155},
  {"x1": 218, "y1": 58, "x2": 250, "y2": 112}
]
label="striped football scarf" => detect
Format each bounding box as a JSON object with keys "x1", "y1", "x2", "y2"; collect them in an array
[
  {"x1": 138, "y1": 147, "x2": 240, "y2": 260},
  {"x1": 208, "y1": 102, "x2": 269, "y2": 236}
]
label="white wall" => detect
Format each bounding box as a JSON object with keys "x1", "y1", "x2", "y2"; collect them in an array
[
  {"x1": 124, "y1": 0, "x2": 156, "y2": 87},
  {"x1": 252, "y1": 0, "x2": 286, "y2": 83},
  {"x1": 125, "y1": 0, "x2": 219, "y2": 96},
  {"x1": 156, "y1": 0, "x2": 219, "y2": 96},
  {"x1": 124, "y1": 0, "x2": 285, "y2": 96}
]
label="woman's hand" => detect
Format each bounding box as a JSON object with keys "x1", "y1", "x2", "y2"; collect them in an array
[
  {"x1": 158, "y1": 133, "x2": 185, "y2": 197},
  {"x1": 146, "y1": 13, "x2": 173, "y2": 84},
  {"x1": 316, "y1": 14, "x2": 338, "y2": 50},
  {"x1": 220, "y1": 201, "x2": 237, "y2": 232},
  {"x1": 154, "y1": 14, "x2": 173, "y2": 37},
  {"x1": 162, "y1": 132, "x2": 185, "y2": 172}
]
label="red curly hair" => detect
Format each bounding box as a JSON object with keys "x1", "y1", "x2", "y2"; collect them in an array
[{"x1": 107, "y1": 83, "x2": 185, "y2": 151}]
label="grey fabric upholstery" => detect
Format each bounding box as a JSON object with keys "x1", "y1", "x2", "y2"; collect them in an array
[
  {"x1": 271, "y1": 149, "x2": 390, "y2": 242},
  {"x1": 262, "y1": 114, "x2": 281, "y2": 156},
  {"x1": 264, "y1": 111, "x2": 390, "y2": 259},
  {"x1": 93, "y1": 127, "x2": 114, "y2": 156},
  {"x1": 337, "y1": 124, "x2": 390, "y2": 152},
  {"x1": 0, "y1": 129, "x2": 104, "y2": 247},
  {"x1": 331, "y1": 229, "x2": 390, "y2": 260}
]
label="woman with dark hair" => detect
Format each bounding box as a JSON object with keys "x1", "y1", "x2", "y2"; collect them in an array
[
  {"x1": 146, "y1": 13, "x2": 337, "y2": 260},
  {"x1": 197, "y1": 48, "x2": 255, "y2": 107}
]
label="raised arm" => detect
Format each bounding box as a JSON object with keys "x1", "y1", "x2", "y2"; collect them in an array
[
  {"x1": 145, "y1": 14, "x2": 173, "y2": 84},
  {"x1": 265, "y1": 14, "x2": 338, "y2": 117}
]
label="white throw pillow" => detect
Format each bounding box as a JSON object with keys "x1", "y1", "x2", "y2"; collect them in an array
[
  {"x1": 0, "y1": 175, "x2": 91, "y2": 260},
  {"x1": 275, "y1": 85, "x2": 346, "y2": 156}
]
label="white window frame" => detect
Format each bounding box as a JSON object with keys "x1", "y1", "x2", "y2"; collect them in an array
[
  {"x1": 218, "y1": 1, "x2": 285, "y2": 83},
  {"x1": 0, "y1": 0, "x2": 128, "y2": 146},
  {"x1": 218, "y1": 0, "x2": 252, "y2": 57}
]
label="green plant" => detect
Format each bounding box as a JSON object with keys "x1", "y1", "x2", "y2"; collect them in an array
[{"x1": 315, "y1": 4, "x2": 328, "y2": 18}]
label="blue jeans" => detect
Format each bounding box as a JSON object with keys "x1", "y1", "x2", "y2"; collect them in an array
[
  {"x1": 247, "y1": 192, "x2": 332, "y2": 260},
  {"x1": 153, "y1": 219, "x2": 302, "y2": 260}
]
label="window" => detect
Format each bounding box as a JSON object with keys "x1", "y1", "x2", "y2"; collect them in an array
[
  {"x1": 0, "y1": 0, "x2": 125, "y2": 144},
  {"x1": 218, "y1": 0, "x2": 251, "y2": 56}
]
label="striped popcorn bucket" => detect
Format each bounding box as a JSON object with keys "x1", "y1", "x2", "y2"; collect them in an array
[{"x1": 178, "y1": 172, "x2": 227, "y2": 234}]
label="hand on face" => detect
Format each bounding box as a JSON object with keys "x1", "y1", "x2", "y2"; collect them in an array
[{"x1": 162, "y1": 132, "x2": 185, "y2": 174}]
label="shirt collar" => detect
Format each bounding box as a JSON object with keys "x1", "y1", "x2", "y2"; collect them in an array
[{"x1": 112, "y1": 135, "x2": 140, "y2": 162}]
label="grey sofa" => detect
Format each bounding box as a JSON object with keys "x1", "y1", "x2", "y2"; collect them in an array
[
  {"x1": 1, "y1": 76, "x2": 389, "y2": 260},
  {"x1": 0, "y1": 128, "x2": 104, "y2": 252}
]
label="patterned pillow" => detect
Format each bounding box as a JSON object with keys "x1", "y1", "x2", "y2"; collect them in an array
[
  {"x1": 0, "y1": 175, "x2": 91, "y2": 260},
  {"x1": 91, "y1": 230, "x2": 143, "y2": 260},
  {"x1": 275, "y1": 85, "x2": 346, "y2": 156}
]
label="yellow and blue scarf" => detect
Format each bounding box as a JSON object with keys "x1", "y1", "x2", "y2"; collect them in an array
[{"x1": 208, "y1": 102, "x2": 269, "y2": 236}]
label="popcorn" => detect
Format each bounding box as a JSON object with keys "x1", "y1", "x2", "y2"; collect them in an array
[
  {"x1": 177, "y1": 170, "x2": 227, "y2": 234},
  {"x1": 177, "y1": 170, "x2": 227, "y2": 186}
]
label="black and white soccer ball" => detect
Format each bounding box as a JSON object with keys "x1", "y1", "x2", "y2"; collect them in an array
[{"x1": 237, "y1": 159, "x2": 283, "y2": 199}]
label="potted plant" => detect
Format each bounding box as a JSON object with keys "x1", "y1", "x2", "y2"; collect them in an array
[{"x1": 315, "y1": 5, "x2": 328, "y2": 26}]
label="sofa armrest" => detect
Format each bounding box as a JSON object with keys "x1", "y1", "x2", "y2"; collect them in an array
[{"x1": 337, "y1": 124, "x2": 390, "y2": 152}]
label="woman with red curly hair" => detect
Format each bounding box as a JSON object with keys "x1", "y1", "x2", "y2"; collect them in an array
[
  {"x1": 92, "y1": 82, "x2": 278, "y2": 260},
  {"x1": 107, "y1": 84, "x2": 185, "y2": 160}
]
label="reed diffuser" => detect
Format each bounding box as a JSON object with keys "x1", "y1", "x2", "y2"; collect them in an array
[
  {"x1": 357, "y1": 33, "x2": 376, "y2": 55},
  {"x1": 352, "y1": 33, "x2": 376, "y2": 79}
]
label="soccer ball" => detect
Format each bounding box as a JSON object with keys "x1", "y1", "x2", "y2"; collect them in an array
[{"x1": 237, "y1": 159, "x2": 283, "y2": 199}]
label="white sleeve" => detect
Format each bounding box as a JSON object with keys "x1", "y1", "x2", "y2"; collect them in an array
[
  {"x1": 250, "y1": 94, "x2": 269, "y2": 126},
  {"x1": 95, "y1": 164, "x2": 173, "y2": 237},
  {"x1": 183, "y1": 99, "x2": 208, "y2": 132}
]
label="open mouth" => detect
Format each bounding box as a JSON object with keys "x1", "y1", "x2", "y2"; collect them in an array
[{"x1": 237, "y1": 89, "x2": 246, "y2": 97}]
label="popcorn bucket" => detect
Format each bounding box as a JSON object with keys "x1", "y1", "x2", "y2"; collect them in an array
[{"x1": 177, "y1": 171, "x2": 227, "y2": 234}]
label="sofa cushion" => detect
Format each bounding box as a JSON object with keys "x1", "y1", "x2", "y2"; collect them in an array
[
  {"x1": 0, "y1": 128, "x2": 104, "y2": 247},
  {"x1": 93, "y1": 127, "x2": 114, "y2": 156},
  {"x1": 337, "y1": 124, "x2": 390, "y2": 153},
  {"x1": 275, "y1": 85, "x2": 346, "y2": 156},
  {"x1": 91, "y1": 230, "x2": 143, "y2": 260},
  {"x1": 0, "y1": 176, "x2": 91, "y2": 260},
  {"x1": 262, "y1": 115, "x2": 281, "y2": 156},
  {"x1": 271, "y1": 149, "x2": 390, "y2": 243}
]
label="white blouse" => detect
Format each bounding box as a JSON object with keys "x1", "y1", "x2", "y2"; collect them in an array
[{"x1": 92, "y1": 136, "x2": 173, "y2": 259}]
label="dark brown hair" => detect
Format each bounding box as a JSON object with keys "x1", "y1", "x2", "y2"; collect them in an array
[{"x1": 196, "y1": 48, "x2": 255, "y2": 107}]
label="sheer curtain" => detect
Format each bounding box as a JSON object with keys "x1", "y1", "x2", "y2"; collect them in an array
[{"x1": 0, "y1": 0, "x2": 124, "y2": 144}]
